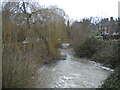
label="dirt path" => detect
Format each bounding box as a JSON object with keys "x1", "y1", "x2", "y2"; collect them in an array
[{"x1": 30, "y1": 48, "x2": 113, "y2": 88}]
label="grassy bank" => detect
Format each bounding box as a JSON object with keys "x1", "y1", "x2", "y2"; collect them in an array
[{"x1": 75, "y1": 35, "x2": 120, "y2": 88}]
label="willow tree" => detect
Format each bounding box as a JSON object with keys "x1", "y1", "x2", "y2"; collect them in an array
[
  {"x1": 2, "y1": 1, "x2": 42, "y2": 43},
  {"x1": 3, "y1": 1, "x2": 68, "y2": 59},
  {"x1": 40, "y1": 6, "x2": 68, "y2": 59}
]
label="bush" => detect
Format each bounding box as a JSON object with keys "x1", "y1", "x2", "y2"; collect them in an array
[
  {"x1": 2, "y1": 41, "x2": 49, "y2": 88},
  {"x1": 75, "y1": 35, "x2": 120, "y2": 69},
  {"x1": 101, "y1": 66, "x2": 120, "y2": 89},
  {"x1": 93, "y1": 39, "x2": 120, "y2": 69},
  {"x1": 76, "y1": 35, "x2": 102, "y2": 58}
]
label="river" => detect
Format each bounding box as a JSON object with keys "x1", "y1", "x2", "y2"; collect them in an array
[{"x1": 30, "y1": 48, "x2": 113, "y2": 88}]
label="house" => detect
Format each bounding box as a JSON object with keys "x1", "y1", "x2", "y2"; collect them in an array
[{"x1": 99, "y1": 17, "x2": 119, "y2": 40}]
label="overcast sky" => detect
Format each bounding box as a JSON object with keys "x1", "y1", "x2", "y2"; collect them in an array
[{"x1": 37, "y1": 0, "x2": 120, "y2": 20}]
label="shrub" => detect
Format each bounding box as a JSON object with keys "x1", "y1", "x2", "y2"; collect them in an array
[
  {"x1": 75, "y1": 36, "x2": 120, "y2": 89},
  {"x1": 93, "y1": 39, "x2": 120, "y2": 68},
  {"x1": 76, "y1": 35, "x2": 102, "y2": 58},
  {"x1": 2, "y1": 41, "x2": 49, "y2": 88},
  {"x1": 75, "y1": 35, "x2": 120, "y2": 69},
  {"x1": 101, "y1": 66, "x2": 120, "y2": 89}
]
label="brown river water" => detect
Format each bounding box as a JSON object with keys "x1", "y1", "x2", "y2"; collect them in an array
[{"x1": 29, "y1": 48, "x2": 113, "y2": 88}]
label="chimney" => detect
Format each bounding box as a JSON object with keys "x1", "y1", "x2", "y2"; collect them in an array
[{"x1": 110, "y1": 17, "x2": 113, "y2": 21}]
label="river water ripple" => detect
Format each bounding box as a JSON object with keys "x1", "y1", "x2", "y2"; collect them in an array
[{"x1": 31, "y1": 48, "x2": 113, "y2": 88}]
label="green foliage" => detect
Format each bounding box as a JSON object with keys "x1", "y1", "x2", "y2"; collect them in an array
[
  {"x1": 76, "y1": 35, "x2": 102, "y2": 58},
  {"x1": 75, "y1": 36, "x2": 120, "y2": 88},
  {"x1": 93, "y1": 39, "x2": 120, "y2": 68},
  {"x1": 101, "y1": 66, "x2": 120, "y2": 89},
  {"x1": 75, "y1": 34, "x2": 120, "y2": 69}
]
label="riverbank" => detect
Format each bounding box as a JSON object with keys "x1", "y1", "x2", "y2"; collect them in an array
[
  {"x1": 2, "y1": 41, "x2": 52, "y2": 88},
  {"x1": 74, "y1": 35, "x2": 120, "y2": 88}
]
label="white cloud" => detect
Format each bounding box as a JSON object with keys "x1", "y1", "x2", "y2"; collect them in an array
[{"x1": 37, "y1": 0, "x2": 120, "y2": 20}]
